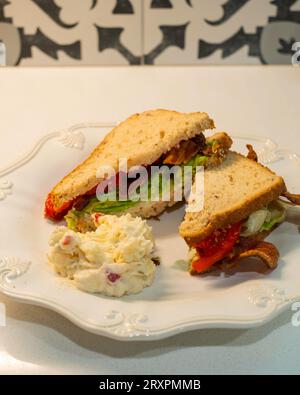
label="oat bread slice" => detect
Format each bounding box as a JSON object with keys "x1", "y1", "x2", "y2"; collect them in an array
[
  {"x1": 180, "y1": 151, "x2": 286, "y2": 245},
  {"x1": 48, "y1": 109, "x2": 215, "y2": 212}
]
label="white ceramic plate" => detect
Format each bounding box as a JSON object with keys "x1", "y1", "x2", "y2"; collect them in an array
[{"x1": 0, "y1": 124, "x2": 300, "y2": 341}]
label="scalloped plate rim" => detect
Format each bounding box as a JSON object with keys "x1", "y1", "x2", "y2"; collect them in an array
[{"x1": 1, "y1": 283, "x2": 299, "y2": 341}]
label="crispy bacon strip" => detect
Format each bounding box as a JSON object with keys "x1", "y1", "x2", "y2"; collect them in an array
[
  {"x1": 206, "y1": 132, "x2": 233, "y2": 153},
  {"x1": 246, "y1": 144, "x2": 258, "y2": 162},
  {"x1": 163, "y1": 140, "x2": 199, "y2": 165},
  {"x1": 229, "y1": 241, "x2": 279, "y2": 270},
  {"x1": 282, "y1": 191, "x2": 300, "y2": 206},
  {"x1": 163, "y1": 134, "x2": 206, "y2": 165}
]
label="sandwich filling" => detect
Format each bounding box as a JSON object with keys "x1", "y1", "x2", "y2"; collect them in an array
[
  {"x1": 46, "y1": 132, "x2": 232, "y2": 232},
  {"x1": 189, "y1": 200, "x2": 286, "y2": 274}
]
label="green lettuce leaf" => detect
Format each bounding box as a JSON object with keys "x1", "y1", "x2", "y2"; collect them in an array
[
  {"x1": 186, "y1": 154, "x2": 208, "y2": 168},
  {"x1": 65, "y1": 209, "x2": 79, "y2": 231},
  {"x1": 241, "y1": 201, "x2": 286, "y2": 236},
  {"x1": 83, "y1": 196, "x2": 138, "y2": 214},
  {"x1": 65, "y1": 209, "x2": 93, "y2": 233},
  {"x1": 65, "y1": 198, "x2": 138, "y2": 232},
  {"x1": 261, "y1": 208, "x2": 286, "y2": 231}
]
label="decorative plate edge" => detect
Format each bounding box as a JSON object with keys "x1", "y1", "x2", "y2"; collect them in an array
[
  {"x1": 0, "y1": 122, "x2": 116, "y2": 201},
  {"x1": 0, "y1": 257, "x2": 31, "y2": 286},
  {"x1": 248, "y1": 284, "x2": 289, "y2": 308},
  {"x1": 0, "y1": 278, "x2": 299, "y2": 341}
]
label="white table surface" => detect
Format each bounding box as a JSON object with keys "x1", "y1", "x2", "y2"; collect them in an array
[{"x1": 0, "y1": 66, "x2": 300, "y2": 375}]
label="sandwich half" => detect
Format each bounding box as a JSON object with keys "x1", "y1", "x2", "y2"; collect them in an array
[
  {"x1": 180, "y1": 149, "x2": 299, "y2": 273},
  {"x1": 45, "y1": 109, "x2": 232, "y2": 232}
]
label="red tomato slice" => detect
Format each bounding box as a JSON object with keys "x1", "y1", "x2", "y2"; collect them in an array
[
  {"x1": 45, "y1": 194, "x2": 73, "y2": 220},
  {"x1": 45, "y1": 184, "x2": 100, "y2": 220},
  {"x1": 192, "y1": 222, "x2": 242, "y2": 273}
]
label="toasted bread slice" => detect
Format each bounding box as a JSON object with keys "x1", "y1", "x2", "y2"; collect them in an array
[
  {"x1": 47, "y1": 110, "x2": 215, "y2": 216},
  {"x1": 180, "y1": 151, "x2": 286, "y2": 245}
]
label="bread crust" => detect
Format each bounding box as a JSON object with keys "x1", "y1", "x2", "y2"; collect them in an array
[
  {"x1": 180, "y1": 151, "x2": 286, "y2": 246},
  {"x1": 49, "y1": 109, "x2": 215, "y2": 210}
]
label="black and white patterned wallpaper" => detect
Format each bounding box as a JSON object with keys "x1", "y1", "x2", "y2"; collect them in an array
[{"x1": 0, "y1": 0, "x2": 299, "y2": 65}]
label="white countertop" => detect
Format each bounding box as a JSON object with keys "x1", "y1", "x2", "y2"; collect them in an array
[{"x1": 0, "y1": 66, "x2": 300, "y2": 375}]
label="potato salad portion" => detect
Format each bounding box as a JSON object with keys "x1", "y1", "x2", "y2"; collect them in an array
[{"x1": 48, "y1": 214, "x2": 157, "y2": 297}]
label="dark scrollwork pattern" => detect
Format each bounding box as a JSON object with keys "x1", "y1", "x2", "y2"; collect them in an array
[
  {"x1": 17, "y1": 28, "x2": 81, "y2": 65},
  {"x1": 96, "y1": 25, "x2": 141, "y2": 64},
  {"x1": 145, "y1": 23, "x2": 189, "y2": 64},
  {"x1": 1, "y1": 0, "x2": 300, "y2": 65},
  {"x1": 113, "y1": 0, "x2": 134, "y2": 14}
]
